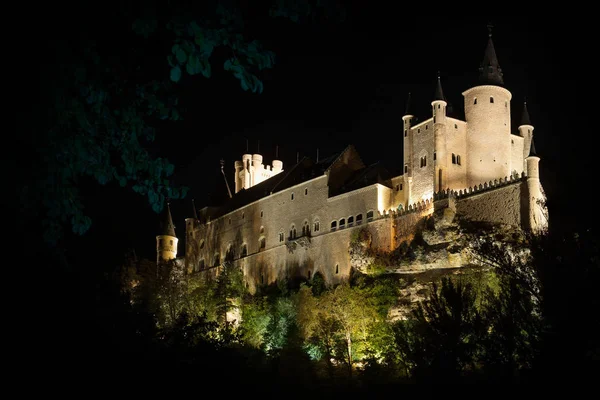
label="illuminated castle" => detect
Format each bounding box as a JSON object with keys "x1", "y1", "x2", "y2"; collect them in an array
[{"x1": 156, "y1": 29, "x2": 548, "y2": 291}]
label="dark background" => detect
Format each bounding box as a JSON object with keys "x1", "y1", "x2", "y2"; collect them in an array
[{"x1": 33, "y1": 6, "x2": 592, "y2": 266}]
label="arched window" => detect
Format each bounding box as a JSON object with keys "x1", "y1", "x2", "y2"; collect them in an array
[
  {"x1": 474, "y1": 98, "x2": 477, "y2": 105},
  {"x1": 335, "y1": 264, "x2": 339, "y2": 274},
  {"x1": 356, "y1": 214, "x2": 363, "y2": 225},
  {"x1": 339, "y1": 218, "x2": 346, "y2": 229},
  {"x1": 366, "y1": 210, "x2": 374, "y2": 222},
  {"x1": 302, "y1": 221, "x2": 310, "y2": 236},
  {"x1": 313, "y1": 220, "x2": 320, "y2": 232},
  {"x1": 279, "y1": 231, "x2": 284, "y2": 242},
  {"x1": 404, "y1": 164, "x2": 408, "y2": 173},
  {"x1": 289, "y1": 225, "x2": 296, "y2": 239},
  {"x1": 490, "y1": 96, "x2": 494, "y2": 103},
  {"x1": 457, "y1": 155, "x2": 461, "y2": 166},
  {"x1": 331, "y1": 221, "x2": 337, "y2": 231},
  {"x1": 241, "y1": 244, "x2": 247, "y2": 257},
  {"x1": 348, "y1": 216, "x2": 354, "y2": 227},
  {"x1": 452, "y1": 153, "x2": 456, "y2": 164},
  {"x1": 259, "y1": 237, "x2": 266, "y2": 250}
]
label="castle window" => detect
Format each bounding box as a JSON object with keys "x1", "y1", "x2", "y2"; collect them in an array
[
  {"x1": 335, "y1": 264, "x2": 339, "y2": 274},
  {"x1": 330, "y1": 221, "x2": 337, "y2": 231},
  {"x1": 339, "y1": 218, "x2": 346, "y2": 229},
  {"x1": 452, "y1": 153, "x2": 456, "y2": 164},
  {"x1": 433, "y1": 152, "x2": 436, "y2": 161},
  {"x1": 418, "y1": 128, "x2": 421, "y2": 133},
  {"x1": 356, "y1": 214, "x2": 363, "y2": 225},
  {"x1": 420, "y1": 156, "x2": 427, "y2": 168},
  {"x1": 404, "y1": 130, "x2": 407, "y2": 137},
  {"x1": 259, "y1": 237, "x2": 266, "y2": 250},
  {"x1": 399, "y1": 183, "x2": 403, "y2": 190},
  {"x1": 438, "y1": 104, "x2": 441, "y2": 109},
  {"x1": 404, "y1": 165, "x2": 408, "y2": 173},
  {"x1": 455, "y1": 124, "x2": 457, "y2": 129},
  {"x1": 242, "y1": 212, "x2": 245, "y2": 219},
  {"x1": 260, "y1": 226, "x2": 264, "y2": 234},
  {"x1": 290, "y1": 225, "x2": 297, "y2": 239},
  {"x1": 305, "y1": 188, "x2": 308, "y2": 195},
  {"x1": 433, "y1": 117, "x2": 436, "y2": 123},
  {"x1": 261, "y1": 210, "x2": 263, "y2": 218},
  {"x1": 474, "y1": 98, "x2": 477, "y2": 105},
  {"x1": 348, "y1": 216, "x2": 354, "y2": 227},
  {"x1": 291, "y1": 193, "x2": 294, "y2": 200},
  {"x1": 505, "y1": 101, "x2": 508, "y2": 108},
  {"x1": 279, "y1": 232, "x2": 284, "y2": 242},
  {"x1": 457, "y1": 155, "x2": 461, "y2": 165},
  {"x1": 490, "y1": 96, "x2": 494, "y2": 103},
  {"x1": 241, "y1": 244, "x2": 247, "y2": 257},
  {"x1": 425, "y1": 125, "x2": 428, "y2": 130},
  {"x1": 229, "y1": 218, "x2": 231, "y2": 225},
  {"x1": 302, "y1": 221, "x2": 310, "y2": 236},
  {"x1": 169, "y1": 239, "x2": 173, "y2": 245},
  {"x1": 366, "y1": 211, "x2": 374, "y2": 222},
  {"x1": 528, "y1": 129, "x2": 531, "y2": 134},
  {"x1": 313, "y1": 220, "x2": 320, "y2": 232},
  {"x1": 396, "y1": 184, "x2": 400, "y2": 191}
]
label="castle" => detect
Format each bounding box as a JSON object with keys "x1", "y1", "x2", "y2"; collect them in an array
[{"x1": 156, "y1": 29, "x2": 548, "y2": 292}]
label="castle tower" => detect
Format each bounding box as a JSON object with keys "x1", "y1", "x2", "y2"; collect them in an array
[
  {"x1": 234, "y1": 150, "x2": 284, "y2": 194},
  {"x1": 463, "y1": 25, "x2": 512, "y2": 187},
  {"x1": 525, "y1": 137, "x2": 547, "y2": 232},
  {"x1": 156, "y1": 202, "x2": 178, "y2": 264},
  {"x1": 402, "y1": 92, "x2": 414, "y2": 205},
  {"x1": 432, "y1": 73, "x2": 448, "y2": 193},
  {"x1": 518, "y1": 101, "x2": 534, "y2": 173}
]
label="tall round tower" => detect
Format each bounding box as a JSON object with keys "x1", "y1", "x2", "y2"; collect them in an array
[
  {"x1": 525, "y1": 137, "x2": 547, "y2": 232},
  {"x1": 518, "y1": 101, "x2": 534, "y2": 174},
  {"x1": 432, "y1": 73, "x2": 448, "y2": 193},
  {"x1": 156, "y1": 202, "x2": 178, "y2": 265},
  {"x1": 402, "y1": 92, "x2": 414, "y2": 206},
  {"x1": 463, "y1": 26, "x2": 512, "y2": 186}
]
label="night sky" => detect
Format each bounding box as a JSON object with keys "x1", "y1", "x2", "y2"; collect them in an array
[{"x1": 38, "y1": 6, "x2": 593, "y2": 266}]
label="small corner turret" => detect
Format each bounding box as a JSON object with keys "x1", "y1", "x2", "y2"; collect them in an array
[
  {"x1": 156, "y1": 201, "x2": 178, "y2": 265},
  {"x1": 234, "y1": 145, "x2": 284, "y2": 194}
]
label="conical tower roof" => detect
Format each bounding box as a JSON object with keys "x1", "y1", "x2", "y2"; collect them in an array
[
  {"x1": 404, "y1": 92, "x2": 413, "y2": 116},
  {"x1": 520, "y1": 101, "x2": 532, "y2": 126},
  {"x1": 528, "y1": 136, "x2": 538, "y2": 157},
  {"x1": 433, "y1": 72, "x2": 445, "y2": 101},
  {"x1": 160, "y1": 202, "x2": 176, "y2": 237},
  {"x1": 478, "y1": 24, "x2": 504, "y2": 86}
]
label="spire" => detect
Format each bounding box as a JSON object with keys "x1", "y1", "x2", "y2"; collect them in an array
[
  {"x1": 160, "y1": 202, "x2": 176, "y2": 237},
  {"x1": 191, "y1": 199, "x2": 198, "y2": 220},
  {"x1": 520, "y1": 100, "x2": 532, "y2": 126},
  {"x1": 404, "y1": 92, "x2": 413, "y2": 115},
  {"x1": 433, "y1": 71, "x2": 445, "y2": 101},
  {"x1": 528, "y1": 136, "x2": 538, "y2": 157},
  {"x1": 478, "y1": 23, "x2": 504, "y2": 86}
]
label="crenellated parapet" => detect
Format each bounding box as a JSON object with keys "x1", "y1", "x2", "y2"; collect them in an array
[{"x1": 433, "y1": 172, "x2": 526, "y2": 201}]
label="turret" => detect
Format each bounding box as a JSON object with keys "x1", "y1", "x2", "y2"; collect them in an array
[
  {"x1": 242, "y1": 153, "x2": 252, "y2": 190},
  {"x1": 463, "y1": 25, "x2": 512, "y2": 186},
  {"x1": 402, "y1": 92, "x2": 414, "y2": 205},
  {"x1": 272, "y1": 159, "x2": 283, "y2": 174},
  {"x1": 432, "y1": 73, "x2": 448, "y2": 192},
  {"x1": 234, "y1": 160, "x2": 243, "y2": 193},
  {"x1": 518, "y1": 101, "x2": 534, "y2": 172},
  {"x1": 156, "y1": 202, "x2": 178, "y2": 265},
  {"x1": 525, "y1": 137, "x2": 546, "y2": 232},
  {"x1": 252, "y1": 154, "x2": 264, "y2": 186}
]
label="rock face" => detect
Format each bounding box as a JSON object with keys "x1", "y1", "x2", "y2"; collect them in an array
[{"x1": 349, "y1": 209, "x2": 519, "y2": 321}]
